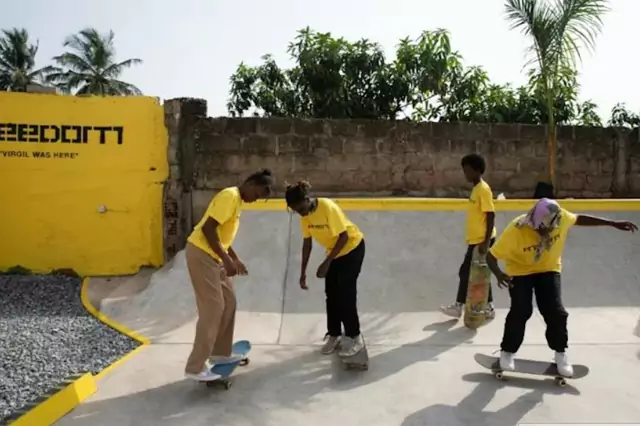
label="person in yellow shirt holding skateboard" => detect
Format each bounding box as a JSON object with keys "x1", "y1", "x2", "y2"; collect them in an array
[
  {"x1": 285, "y1": 180, "x2": 366, "y2": 358},
  {"x1": 487, "y1": 197, "x2": 637, "y2": 377},
  {"x1": 441, "y1": 153, "x2": 497, "y2": 320},
  {"x1": 183, "y1": 169, "x2": 274, "y2": 382}
]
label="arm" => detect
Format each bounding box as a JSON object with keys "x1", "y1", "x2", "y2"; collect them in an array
[
  {"x1": 484, "y1": 212, "x2": 496, "y2": 244},
  {"x1": 576, "y1": 214, "x2": 616, "y2": 227},
  {"x1": 325, "y1": 232, "x2": 349, "y2": 262},
  {"x1": 202, "y1": 218, "x2": 234, "y2": 265},
  {"x1": 227, "y1": 246, "x2": 239, "y2": 261},
  {"x1": 301, "y1": 238, "x2": 312, "y2": 277}
]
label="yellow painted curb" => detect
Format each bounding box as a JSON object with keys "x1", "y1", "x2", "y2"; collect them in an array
[
  {"x1": 242, "y1": 198, "x2": 640, "y2": 211},
  {"x1": 7, "y1": 373, "x2": 97, "y2": 426},
  {"x1": 79, "y1": 277, "x2": 151, "y2": 379},
  {"x1": 7, "y1": 278, "x2": 152, "y2": 426}
]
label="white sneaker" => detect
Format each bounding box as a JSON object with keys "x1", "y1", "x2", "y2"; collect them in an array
[
  {"x1": 440, "y1": 302, "x2": 463, "y2": 318},
  {"x1": 185, "y1": 368, "x2": 221, "y2": 382},
  {"x1": 321, "y1": 335, "x2": 341, "y2": 354},
  {"x1": 554, "y1": 351, "x2": 574, "y2": 377},
  {"x1": 338, "y1": 334, "x2": 364, "y2": 357},
  {"x1": 500, "y1": 351, "x2": 515, "y2": 371}
]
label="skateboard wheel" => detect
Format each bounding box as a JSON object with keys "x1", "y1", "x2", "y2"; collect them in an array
[
  {"x1": 223, "y1": 381, "x2": 232, "y2": 390},
  {"x1": 495, "y1": 372, "x2": 504, "y2": 380},
  {"x1": 240, "y1": 358, "x2": 250, "y2": 366},
  {"x1": 556, "y1": 378, "x2": 567, "y2": 387},
  {"x1": 205, "y1": 381, "x2": 216, "y2": 388}
]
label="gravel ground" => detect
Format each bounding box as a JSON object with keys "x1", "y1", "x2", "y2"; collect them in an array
[{"x1": 0, "y1": 274, "x2": 140, "y2": 424}]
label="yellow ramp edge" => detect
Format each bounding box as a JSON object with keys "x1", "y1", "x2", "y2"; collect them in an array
[
  {"x1": 242, "y1": 198, "x2": 640, "y2": 211},
  {"x1": 7, "y1": 278, "x2": 151, "y2": 426}
]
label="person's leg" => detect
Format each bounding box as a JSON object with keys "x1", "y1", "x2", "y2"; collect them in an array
[
  {"x1": 184, "y1": 244, "x2": 225, "y2": 380},
  {"x1": 336, "y1": 240, "x2": 366, "y2": 356},
  {"x1": 441, "y1": 244, "x2": 475, "y2": 318},
  {"x1": 499, "y1": 274, "x2": 535, "y2": 370},
  {"x1": 321, "y1": 259, "x2": 343, "y2": 354},
  {"x1": 210, "y1": 272, "x2": 239, "y2": 362},
  {"x1": 534, "y1": 272, "x2": 572, "y2": 375}
]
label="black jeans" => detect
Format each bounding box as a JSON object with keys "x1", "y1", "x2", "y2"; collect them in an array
[
  {"x1": 500, "y1": 271, "x2": 568, "y2": 353},
  {"x1": 325, "y1": 239, "x2": 365, "y2": 338},
  {"x1": 456, "y1": 238, "x2": 495, "y2": 304}
]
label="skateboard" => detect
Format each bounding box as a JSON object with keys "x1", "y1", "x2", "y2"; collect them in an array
[
  {"x1": 463, "y1": 246, "x2": 492, "y2": 329},
  {"x1": 339, "y1": 336, "x2": 369, "y2": 371},
  {"x1": 474, "y1": 352, "x2": 589, "y2": 387},
  {"x1": 206, "y1": 340, "x2": 252, "y2": 389}
]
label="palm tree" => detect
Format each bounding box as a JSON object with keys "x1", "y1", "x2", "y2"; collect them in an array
[
  {"x1": 44, "y1": 28, "x2": 143, "y2": 96},
  {"x1": 504, "y1": 0, "x2": 609, "y2": 189},
  {"x1": 0, "y1": 28, "x2": 48, "y2": 91}
]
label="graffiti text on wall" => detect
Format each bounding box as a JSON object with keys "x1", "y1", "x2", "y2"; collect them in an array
[{"x1": 0, "y1": 123, "x2": 124, "y2": 145}]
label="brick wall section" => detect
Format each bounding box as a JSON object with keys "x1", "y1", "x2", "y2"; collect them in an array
[{"x1": 185, "y1": 112, "x2": 639, "y2": 198}]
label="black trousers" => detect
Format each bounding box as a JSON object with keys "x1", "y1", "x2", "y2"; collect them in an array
[
  {"x1": 500, "y1": 271, "x2": 568, "y2": 353},
  {"x1": 325, "y1": 239, "x2": 365, "y2": 338},
  {"x1": 456, "y1": 238, "x2": 495, "y2": 304}
]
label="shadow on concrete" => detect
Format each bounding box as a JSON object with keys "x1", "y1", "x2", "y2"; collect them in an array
[
  {"x1": 324, "y1": 319, "x2": 476, "y2": 391},
  {"x1": 402, "y1": 379, "x2": 545, "y2": 426}
]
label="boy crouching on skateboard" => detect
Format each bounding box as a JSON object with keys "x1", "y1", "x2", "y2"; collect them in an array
[
  {"x1": 184, "y1": 169, "x2": 274, "y2": 381},
  {"x1": 441, "y1": 153, "x2": 497, "y2": 320},
  {"x1": 487, "y1": 198, "x2": 637, "y2": 376},
  {"x1": 285, "y1": 181, "x2": 366, "y2": 357}
]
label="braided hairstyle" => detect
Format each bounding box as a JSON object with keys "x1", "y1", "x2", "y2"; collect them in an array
[
  {"x1": 284, "y1": 180, "x2": 311, "y2": 208},
  {"x1": 245, "y1": 168, "x2": 274, "y2": 194}
]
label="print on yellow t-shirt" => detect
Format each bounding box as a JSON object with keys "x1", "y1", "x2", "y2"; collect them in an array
[
  {"x1": 465, "y1": 180, "x2": 497, "y2": 245},
  {"x1": 299, "y1": 198, "x2": 364, "y2": 258},
  {"x1": 187, "y1": 187, "x2": 243, "y2": 262},
  {"x1": 489, "y1": 209, "x2": 578, "y2": 276}
]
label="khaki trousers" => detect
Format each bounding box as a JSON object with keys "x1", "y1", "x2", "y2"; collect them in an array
[{"x1": 184, "y1": 242, "x2": 237, "y2": 374}]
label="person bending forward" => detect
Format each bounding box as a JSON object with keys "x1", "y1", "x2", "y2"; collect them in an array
[
  {"x1": 487, "y1": 198, "x2": 637, "y2": 376},
  {"x1": 285, "y1": 181, "x2": 366, "y2": 357}
]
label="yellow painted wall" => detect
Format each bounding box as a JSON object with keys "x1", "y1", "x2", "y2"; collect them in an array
[{"x1": 0, "y1": 93, "x2": 168, "y2": 276}]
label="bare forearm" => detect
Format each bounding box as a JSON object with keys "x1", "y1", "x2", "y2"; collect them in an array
[
  {"x1": 575, "y1": 214, "x2": 615, "y2": 227},
  {"x1": 326, "y1": 233, "x2": 348, "y2": 261},
  {"x1": 487, "y1": 253, "x2": 504, "y2": 278},
  {"x1": 484, "y1": 212, "x2": 495, "y2": 242},
  {"x1": 227, "y1": 246, "x2": 239, "y2": 261},
  {"x1": 203, "y1": 219, "x2": 232, "y2": 263},
  {"x1": 301, "y1": 239, "x2": 312, "y2": 276}
]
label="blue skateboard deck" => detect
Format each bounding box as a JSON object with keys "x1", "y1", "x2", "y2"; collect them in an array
[{"x1": 206, "y1": 340, "x2": 252, "y2": 389}]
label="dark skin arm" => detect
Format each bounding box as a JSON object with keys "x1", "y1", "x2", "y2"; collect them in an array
[
  {"x1": 299, "y1": 238, "x2": 312, "y2": 289},
  {"x1": 479, "y1": 212, "x2": 496, "y2": 254},
  {"x1": 227, "y1": 246, "x2": 248, "y2": 275},
  {"x1": 317, "y1": 232, "x2": 349, "y2": 278},
  {"x1": 575, "y1": 214, "x2": 637, "y2": 231},
  {"x1": 486, "y1": 251, "x2": 512, "y2": 289},
  {"x1": 202, "y1": 217, "x2": 238, "y2": 276}
]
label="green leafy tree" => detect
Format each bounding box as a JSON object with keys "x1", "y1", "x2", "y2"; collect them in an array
[
  {"x1": 504, "y1": 0, "x2": 610, "y2": 187},
  {"x1": 609, "y1": 103, "x2": 640, "y2": 128},
  {"x1": 0, "y1": 28, "x2": 47, "y2": 91},
  {"x1": 43, "y1": 28, "x2": 142, "y2": 96}
]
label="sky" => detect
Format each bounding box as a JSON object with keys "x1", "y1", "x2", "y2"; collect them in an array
[{"x1": 4, "y1": 0, "x2": 639, "y2": 121}]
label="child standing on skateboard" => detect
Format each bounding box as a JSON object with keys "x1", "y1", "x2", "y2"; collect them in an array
[
  {"x1": 487, "y1": 198, "x2": 637, "y2": 376},
  {"x1": 184, "y1": 169, "x2": 274, "y2": 382},
  {"x1": 285, "y1": 181, "x2": 366, "y2": 357},
  {"x1": 441, "y1": 153, "x2": 497, "y2": 320}
]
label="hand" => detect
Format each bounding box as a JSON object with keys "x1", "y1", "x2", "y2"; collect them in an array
[
  {"x1": 299, "y1": 274, "x2": 308, "y2": 290},
  {"x1": 611, "y1": 220, "x2": 638, "y2": 232},
  {"x1": 316, "y1": 259, "x2": 331, "y2": 279},
  {"x1": 496, "y1": 272, "x2": 513, "y2": 289},
  {"x1": 223, "y1": 257, "x2": 238, "y2": 277},
  {"x1": 235, "y1": 259, "x2": 248, "y2": 276},
  {"x1": 478, "y1": 241, "x2": 490, "y2": 255}
]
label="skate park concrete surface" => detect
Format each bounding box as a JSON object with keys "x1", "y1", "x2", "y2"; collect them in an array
[{"x1": 56, "y1": 200, "x2": 640, "y2": 426}]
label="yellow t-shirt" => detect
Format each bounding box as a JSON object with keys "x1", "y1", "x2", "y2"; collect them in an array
[
  {"x1": 466, "y1": 180, "x2": 497, "y2": 245},
  {"x1": 300, "y1": 198, "x2": 364, "y2": 258},
  {"x1": 489, "y1": 208, "x2": 578, "y2": 276},
  {"x1": 187, "y1": 187, "x2": 243, "y2": 262}
]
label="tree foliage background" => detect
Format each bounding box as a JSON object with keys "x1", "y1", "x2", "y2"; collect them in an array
[{"x1": 228, "y1": 27, "x2": 638, "y2": 128}]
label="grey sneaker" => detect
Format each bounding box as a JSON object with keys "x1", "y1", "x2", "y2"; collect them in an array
[
  {"x1": 185, "y1": 368, "x2": 221, "y2": 382},
  {"x1": 440, "y1": 302, "x2": 463, "y2": 318},
  {"x1": 321, "y1": 335, "x2": 341, "y2": 354},
  {"x1": 338, "y1": 334, "x2": 364, "y2": 357}
]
